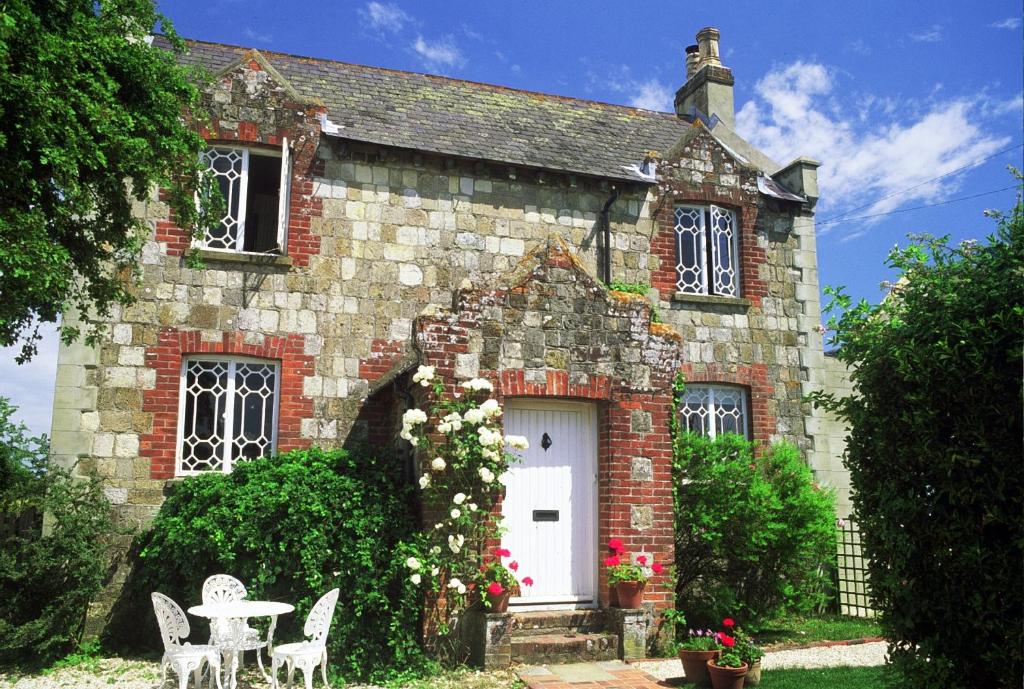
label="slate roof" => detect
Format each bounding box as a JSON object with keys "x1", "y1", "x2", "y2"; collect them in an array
[{"x1": 159, "y1": 36, "x2": 705, "y2": 182}]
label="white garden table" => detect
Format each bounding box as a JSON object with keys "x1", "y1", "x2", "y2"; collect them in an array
[{"x1": 188, "y1": 600, "x2": 294, "y2": 689}]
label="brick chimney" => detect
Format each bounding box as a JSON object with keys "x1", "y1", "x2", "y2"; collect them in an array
[{"x1": 675, "y1": 27, "x2": 735, "y2": 129}]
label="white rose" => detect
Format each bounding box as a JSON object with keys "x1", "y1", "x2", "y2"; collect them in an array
[
  {"x1": 412, "y1": 365, "x2": 435, "y2": 385},
  {"x1": 478, "y1": 467, "x2": 495, "y2": 483},
  {"x1": 505, "y1": 435, "x2": 529, "y2": 450},
  {"x1": 434, "y1": 522, "x2": 443, "y2": 530},
  {"x1": 402, "y1": 408, "x2": 428, "y2": 426},
  {"x1": 410, "y1": 573, "x2": 422, "y2": 585},
  {"x1": 447, "y1": 577, "x2": 462, "y2": 589},
  {"x1": 461, "y1": 378, "x2": 494, "y2": 392},
  {"x1": 453, "y1": 492, "x2": 466, "y2": 505},
  {"x1": 450, "y1": 508, "x2": 461, "y2": 519},
  {"x1": 431, "y1": 457, "x2": 446, "y2": 471},
  {"x1": 457, "y1": 583, "x2": 467, "y2": 594},
  {"x1": 479, "y1": 399, "x2": 501, "y2": 417},
  {"x1": 468, "y1": 503, "x2": 478, "y2": 512},
  {"x1": 409, "y1": 437, "x2": 419, "y2": 447},
  {"x1": 430, "y1": 546, "x2": 441, "y2": 555},
  {"x1": 482, "y1": 448, "x2": 499, "y2": 461},
  {"x1": 437, "y1": 422, "x2": 452, "y2": 434},
  {"x1": 463, "y1": 408, "x2": 485, "y2": 425},
  {"x1": 418, "y1": 475, "x2": 431, "y2": 489},
  {"x1": 431, "y1": 566, "x2": 440, "y2": 576},
  {"x1": 406, "y1": 557, "x2": 421, "y2": 570}
]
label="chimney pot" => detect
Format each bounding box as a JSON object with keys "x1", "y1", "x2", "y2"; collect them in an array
[
  {"x1": 696, "y1": 26, "x2": 722, "y2": 67},
  {"x1": 685, "y1": 44, "x2": 700, "y2": 79}
]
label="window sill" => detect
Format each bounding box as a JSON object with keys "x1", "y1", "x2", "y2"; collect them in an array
[
  {"x1": 197, "y1": 249, "x2": 292, "y2": 268},
  {"x1": 672, "y1": 292, "x2": 751, "y2": 308}
]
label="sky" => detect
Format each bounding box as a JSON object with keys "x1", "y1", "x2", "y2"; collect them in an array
[{"x1": 2, "y1": 0, "x2": 1021, "y2": 437}]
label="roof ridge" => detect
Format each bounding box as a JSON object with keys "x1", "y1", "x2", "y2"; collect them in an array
[{"x1": 169, "y1": 34, "x2": 683, "y2": 118}]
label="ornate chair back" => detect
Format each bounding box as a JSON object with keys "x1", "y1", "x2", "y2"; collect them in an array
[
  {"x1": 303, "y1": 588, "x2": 339, "y2": 646},
  {"x1": 151, "y1": 592, "x2": 190, "y2": 650},
  {"x1": 202, "y1": 574, "x2": 248, "y2": 605}
]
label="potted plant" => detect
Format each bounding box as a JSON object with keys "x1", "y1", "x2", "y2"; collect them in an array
[
  {"x1": 707, "y1": 649, "x2": 748, "y2": 689},
  {"x1": 603, "y1": 539, "x2": 665, "y2": 609},
  {"x1": 476, "y1": 547, "x2": 533, "y2": 613},
  {"x1": 733, "y1": 626, "x2": 764, "y2": 685},
  {"x1": 678, "y1": 628, "x2": 721, "y2": 687}
]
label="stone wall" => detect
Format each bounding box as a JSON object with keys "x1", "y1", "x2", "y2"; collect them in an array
[{"x1": 807, "y1": 354, "x2": 854, "y2": 518}]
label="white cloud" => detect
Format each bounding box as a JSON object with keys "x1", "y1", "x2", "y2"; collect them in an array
[
  {"x1": 909, "y1": 24, "x2": 944, "y2": 42},
  {"x1": 628, "y1": 79, "x2": 674, "y2": 112},
  {"x1": 243, "y1": 27, "x2": 272, "y2": 44},
  {"x1": 735, "y1": 61, "x2": 1012, "y2": 230},
  {"x1": 359, "y1": 2, "x2": 411, "y2": 34},
  {"x1": 990, "y1": 17, "x2": 1022, "y2": 29},
  {"x1": 846, "y1": 39, "x2": 871, "y2": 56},
  {"x1": 412, "y1": 35, "x2": 465, "y2": 70},
  {"x1": 0, "y1": 326, "x2": 59, "y2": 439}
]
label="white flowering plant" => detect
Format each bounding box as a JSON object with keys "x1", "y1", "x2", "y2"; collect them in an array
[{"x1": 398, "y1": 366, "x2": 532, "y2": 627}]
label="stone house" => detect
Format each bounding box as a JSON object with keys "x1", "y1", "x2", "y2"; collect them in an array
[{"x1": 50, "y1": 27, "x2": 847, "y2": 659}]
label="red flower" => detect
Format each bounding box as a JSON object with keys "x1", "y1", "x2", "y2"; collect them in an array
[
  {"x1": 636, "y1": 555, "x2": 647, "y2": 566},
  {"x1": 509, "y1": 560, "x2": 519, "y2": 571},
  {"x1": 522, "y1": 577, "x2": 534, "y2": 586},
  {"x1": 608, "y1": 538, "x2": 624, "y2": 553},
  {"x1": 603, "y1": 555, "x2": 621, "y2": 567},
  {"x1": 720, "y1": 634, "x2": 736, "y2": 648},
  {"x1": 493, "y1": 547, "x2": 511, "y2": 558},
  {"x1": 651, "y1": 563, "x2": 664, "y2": 574},
  {"x1": 487, "y1": 581, "x2": 504, "y2": 595},
  {"x1": 723, "y1": 618, "x2": 735, "y2": 628}
]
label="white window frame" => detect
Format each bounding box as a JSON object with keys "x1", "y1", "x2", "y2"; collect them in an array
[
  {"x1": 674, "y1": 204, "x2": 741, "y2": 297},
  {"x1": 175, "y1": 356, "x2": 281, "y2": 476},
  {"x1": 199, "y1": 138, "x2": 291, "y2": 255},
  {"x1": 678, "y1": 384, "x2": 749, "y2": 439}
]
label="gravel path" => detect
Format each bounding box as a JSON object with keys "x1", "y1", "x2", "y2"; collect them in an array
[{"x1": 634, "y1": 641, "x2": 888, "y2": 681}]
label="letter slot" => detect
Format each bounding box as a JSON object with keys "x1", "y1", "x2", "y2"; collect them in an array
[{"x1": 532, "y1": 509, "x2": 559, "y2": 522}]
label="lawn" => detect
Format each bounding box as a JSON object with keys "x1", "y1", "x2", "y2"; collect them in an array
[
  {"x1": 759, "y1": 665, "x2": 889, "y2": 688},
  {"x1": 755, "y1": 614, "x2": 881, "y2": 647}
]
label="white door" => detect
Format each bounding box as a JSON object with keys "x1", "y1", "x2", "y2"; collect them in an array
[{"x1": 502, "y1": 400, "x2": 598, "y2": 609}]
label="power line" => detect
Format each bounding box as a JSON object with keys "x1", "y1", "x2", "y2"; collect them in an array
[
  {"x1": 815, "y1": 185, "x2": 1019, "y2": 226},
  {"x1": 818, "y1": 142, "x2": 1024, "y2": 224}
]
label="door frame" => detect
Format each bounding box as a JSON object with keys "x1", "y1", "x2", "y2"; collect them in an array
[{"x1": 502, "y1": 398, "x2": 600, "y2": 611}]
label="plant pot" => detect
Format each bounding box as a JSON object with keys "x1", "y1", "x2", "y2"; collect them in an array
[
  {"x1": 677, "y1": 649, "x2": 720, "y2": 687},
  {"x1": 706, "y1": 659, "x2": 748, "y2": 689},
  {"x1": 744, "y1": 659, "x2": 761, "y2": 686},
  {"x1": 613, "y1": 580, "x2": 645, "y2": 608},
  {"x1": 608, "y1": 583, "x2": 619, "y2": 607},
  {"x1": 485, "y1": 590, "x2": 510, "y2": 613}
]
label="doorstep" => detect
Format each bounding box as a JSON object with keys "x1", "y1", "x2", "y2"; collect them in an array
[{"x1": 516, "y1": 660, "x2": 669, "y2": 688}]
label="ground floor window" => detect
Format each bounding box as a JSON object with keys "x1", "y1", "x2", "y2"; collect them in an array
[
  {"x1": 177, "y1": 357, "x2": 279, "y2": 475},
  {"x1": 679, "y1": 384, "x2": 749, "y2": 438}
]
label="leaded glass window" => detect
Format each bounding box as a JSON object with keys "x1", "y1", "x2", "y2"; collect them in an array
[
  {"x1": 673, "y1": 204, "x2": 740, "y2": 297},
  {"x1": 679, "y1": 385, "x2": 749, "y2": 438},
  {"x1": 178, "y1": 358, "x2": 279, "y2": 475}
]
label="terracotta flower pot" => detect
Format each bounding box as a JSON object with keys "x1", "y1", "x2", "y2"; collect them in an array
[
  {"x1": 677, "y1": 648, "x2": 720, "y2": 687},
  {"x1": 744, "y1": 659, "x2": 761, "y2": 686},
  {"x1": 614, "y1": 580, "x2": 645, "y2": 608},
  {"x1": 486, "y1": 590, "x2": 510, "y2": 613},
  {"x1": 608, "y1": 583, "x2": 619, "y2": 607},
  {"x1": 706, "y1": 659, "x2": 748, "y2": 689}
]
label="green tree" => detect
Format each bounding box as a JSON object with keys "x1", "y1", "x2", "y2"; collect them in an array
[
  {"x1": 0, "y1": 0, "x2": 214, "y2": 361},
  {"x1": 810, "y1": 189, "x2": 1024, "y2": 688}
]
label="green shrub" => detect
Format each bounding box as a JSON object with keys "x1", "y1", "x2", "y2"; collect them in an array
[
  {"x1": 0, "y1": 398, "x2": 114, "y2": 666},
  {"x1": 107, "y1": 448, "x2": 429, "y2": 683},
  {"x1": 810, "y1": 195, "x2": 1024, "y2": 688},
  {"x1": 672, "y1": 432, "x2": 836, "y2": 628}
]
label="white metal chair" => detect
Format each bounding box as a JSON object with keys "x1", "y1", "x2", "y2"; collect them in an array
[
  {"x1": 202, "y1": 575, "x2": 268, "y2": 683},
  {"x1": 270, "y1": 588, "x2": 339, "y2": 689},
  {"x1": 152, "y1": 592, "x2": 223, "y2": 689}
]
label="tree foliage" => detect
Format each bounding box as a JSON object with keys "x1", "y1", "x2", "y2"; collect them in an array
[
  {"x1": 672, "y1": 431, "x2": 836, "y2": 628},
  {"x1": 810, "y1": 191, "x2": 1024, "y2": 688},
  {"x1": 108, "y1": 448, "x2": 430, "y2": 683},
  {"x1": 0, "y1": 0, "x2": 214, "y2": 361},
  {"x1": 0, "y1": 398, "x2": 115, "y2": 666}
]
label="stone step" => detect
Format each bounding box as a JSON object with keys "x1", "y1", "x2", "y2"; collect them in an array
[
  {"x1": 511, "y1": 609, "x2": 608, "y2": 636},
  {"x1": 511, "y1": 632, "x2": 619, "y2": 665}
]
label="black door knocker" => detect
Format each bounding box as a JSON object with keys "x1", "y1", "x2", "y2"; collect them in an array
[{"x1": 541, "y1": 432, "x2": 552, "y2": 451}]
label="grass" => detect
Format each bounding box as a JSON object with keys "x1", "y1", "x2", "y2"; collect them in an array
[
  {"x1": 755, "y1": 614, "x2": 882, "y2": 647},
  {"x1": 759, "y1": 665, "x2": 889, "y2": 688}
]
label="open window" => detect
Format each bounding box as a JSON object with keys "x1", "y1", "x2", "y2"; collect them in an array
[{"x1": 199, "y1": 138, "x2": 291, "y2": 254}]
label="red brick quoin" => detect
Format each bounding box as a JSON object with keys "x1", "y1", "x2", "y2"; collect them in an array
[{"x1": 141, "y1": 329, "x2": 314, "y2": 479}]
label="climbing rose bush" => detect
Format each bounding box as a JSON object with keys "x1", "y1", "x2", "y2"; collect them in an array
[{"x1": 398, "y1": 368, "x2": 533, "y2": 633}]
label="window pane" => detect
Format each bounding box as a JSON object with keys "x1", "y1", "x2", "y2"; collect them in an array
[
  {"x1": 181, "y1": 361, "x2": 228, "y2": 472},
  {"x1": 232, "y1": 363, "x2": 277, "y2": 462},
  {"x1": 678, "y1": 385, "x2": 750, "y2": 440},
  {"x1": 202, "y1": 148, "x2": 244, "y2": 250},
  {"x1": 680, "y1": 387, "x2": 711, "y2": 436},
  {"x1": 674, "y1": 207, "x2": 706, "y2": 294},
  {"x1": 242, "y1": 154, "x2": 282, "y2": 253},
  {"x1": 709, "y1": 206, "x2": 739, "y2": 296}
]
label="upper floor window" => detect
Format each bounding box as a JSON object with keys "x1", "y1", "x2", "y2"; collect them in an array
[
  {"x1": 200, "y1": 139, "x2": 291, "y2": 254},
  {"x1": 177, "y1": 357, "x2": 279, "y2": 475},
  {"x1": 674, "y1": 205, "x2": 740, "y2": 297},
  {"x1": 679, "y1": 384, "x2": 749, "y2": 438}
]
